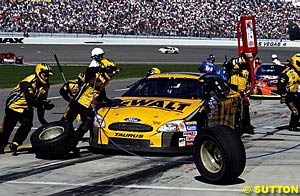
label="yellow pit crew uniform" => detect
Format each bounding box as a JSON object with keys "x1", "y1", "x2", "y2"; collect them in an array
[
  {"x1": 63, "y1": 59, "x2": 118, "y2": 151},
  {"x1": 278, "y1": 54, "x2": 300, "y2": 131},
  {"x1": 0, "y1": 64, "x2": 53, "y2": 153},
  {"x1": 225, "y1": 57, "x2": 253, "y2": 134}
]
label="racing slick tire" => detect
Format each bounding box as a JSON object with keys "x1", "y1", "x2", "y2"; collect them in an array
[
  {"x1": 193, "y1": 125, "x2": 246, "y2": 184},
  {"x1": 30, "y1": 121, "x2": 74, "y2": 159}
]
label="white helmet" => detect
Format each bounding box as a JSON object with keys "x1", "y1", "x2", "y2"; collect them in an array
[
  {"x1": 271, "y1": 54, "x2": 278, "y2": 59},
  {"x1": 91, "y1": 48, "x2": 105, "y2": 59}
]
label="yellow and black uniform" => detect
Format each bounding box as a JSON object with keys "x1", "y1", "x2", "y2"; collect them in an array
[
  {"x1": 225, "y1": 56, "x2": 253, "y2": 134},
  {"x1": 59, "y1": 72, "x2": 85, "y2": 102},
  {"x1": 63, "y1": 58, "x2": 119, "y2": 153},
  {"x1": 226, "y1": 57, "x2": 250, "y2": 92},
  {"x1": 0, "y1": 63, "x2": 54, "y2": 154},
  {"x1": 278, "y1": 53, "x2": 300, "y2": 131}
]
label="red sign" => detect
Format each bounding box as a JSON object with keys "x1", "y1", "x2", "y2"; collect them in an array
[{"x1": 239, "y1": 16, "x2": 258, "y2": 57}]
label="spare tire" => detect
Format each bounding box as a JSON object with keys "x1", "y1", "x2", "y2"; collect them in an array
[
  {"x1": 30, "y1": 121, "x2": 74, "y2": 159},
  {"x1": 193, "y1": 125, "x2": 246, "y2": 183}
]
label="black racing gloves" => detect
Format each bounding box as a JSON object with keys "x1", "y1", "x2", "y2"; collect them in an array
[{"x1": 43, "y1": 100, "x2": 55, "y2": 110}]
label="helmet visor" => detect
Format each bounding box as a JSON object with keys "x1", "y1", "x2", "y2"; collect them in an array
[{"x1": 39, "y1": 69, "x2": 53, "y2": 82}]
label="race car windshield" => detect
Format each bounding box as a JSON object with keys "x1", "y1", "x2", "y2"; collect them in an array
[
  {"x1": 123, "y1": 78, "x2": 203, "y2": 99},
  {"x1": 256, "y1": 65, "x2": 285, "y2": 76}
]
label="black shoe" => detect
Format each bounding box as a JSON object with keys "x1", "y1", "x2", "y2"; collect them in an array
[
  {"x1": 0, "y1": 147, "x2": 4, "y2": 154},
  {"x1": 289, "y1": 127, "x2": 299, "y2": 131},
  {"x1": 9, "y1": 142, "x2": 19, "y2": 156}
]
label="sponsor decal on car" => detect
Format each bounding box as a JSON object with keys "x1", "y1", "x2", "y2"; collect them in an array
[
  {"x1": 114, "y1": 132, "x2": 144, "y2": 138},
  {"x1": 185, "y1": 136, "x2": 195, "y2": 142},
  {"x1": 178, "y1": 138, "x2": 186, "y2": 147},
  {"x1": 185, "y1": 121, "x2": 197, "y2": 131},
  {"x1": 124, "y1": 117, "x2": 141, "y2": 122},
  {"x1": 183, "y1": 131, "x2": 197, "y2": 136},
  {"x1": 120, "y1": 99, "x2": 191, "y2": 112}
]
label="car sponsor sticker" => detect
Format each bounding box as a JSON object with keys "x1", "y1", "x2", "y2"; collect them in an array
[
  {"x1": 179, "y1": 138, "x2": 186, "y2": 147},
  {"x1": 185, "y1": 136, "x2": 195, "y2": 142},
  {"x1": 186, "y1": 141, "x2": 194, "y2": 146},
  {"x1": 124, "y1": 117, "x2": 141, "y2": 122},
  {"x1": 185, "y1": 121, "x2": 197, "y2": 131},
  {"x1": 183, "y1": 131, "x2": 197, "y2": 136},
  {"x1": 114, "y1": 132, "x2": 143, "y2": 138},
  {"x1": 120, "y1": 99, "x2": 191, "y2": 112}
]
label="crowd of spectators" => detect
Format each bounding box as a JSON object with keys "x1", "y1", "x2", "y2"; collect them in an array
[{"x1": 0, "y1": 0, "x2": 299, "y2": 39}]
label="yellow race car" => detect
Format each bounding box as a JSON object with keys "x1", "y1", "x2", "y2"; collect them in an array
[
  {"x1": 90, "y1": 72, "x2": 246, "y2": 182},
  {"x1": 91, "y1": 72, "x2": 244, "y2": 150}
]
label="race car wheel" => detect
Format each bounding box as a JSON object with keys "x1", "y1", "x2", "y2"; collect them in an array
[
  {"x1": 193, "y1": 125, "x2": 246, "y2": 183},
  {"x1": 30, "y1": 121, "x2": 73, "y2": 159}
]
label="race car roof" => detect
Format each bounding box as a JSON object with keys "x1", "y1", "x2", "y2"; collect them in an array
[{"x1": 148, "y1": 72, "x2": 205, "y2": 79}]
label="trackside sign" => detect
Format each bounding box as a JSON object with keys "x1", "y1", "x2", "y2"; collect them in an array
[{"x1": 0, "y1": 38, "x2": 24, "y2": 44}]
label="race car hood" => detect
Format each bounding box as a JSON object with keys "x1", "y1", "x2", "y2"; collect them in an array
[{"x1": 96, "y1": 97, "x2": 204, "y2": 127}]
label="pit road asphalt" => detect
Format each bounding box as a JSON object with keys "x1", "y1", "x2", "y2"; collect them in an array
[{"x1": 0, "y1": 44, "x2": 299, "y2": 196}]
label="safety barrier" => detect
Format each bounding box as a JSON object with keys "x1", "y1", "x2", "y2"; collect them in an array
[{"x1": 1, "y1": 32, "x2": 299, "y2": 47}]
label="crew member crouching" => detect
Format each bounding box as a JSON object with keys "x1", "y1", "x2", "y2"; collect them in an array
[{"x1": 0, "y1": 63, "x2": 54, "y2": 155}]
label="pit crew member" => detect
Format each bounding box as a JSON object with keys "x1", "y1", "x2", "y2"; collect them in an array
[
  {"x1": 0, "y1": 63, "x2": 54, "y2": 154},
  {"x1": 225, "y1": 53, "x2": 254, "y2": 134},
  {"x1": 278, "y1": 53, "x2": 300, "y2": 131},
  {"x1": 217, "y1": 61, "x2": 229, "y2": 81},
  {"x1": 63, "y1": 48, "x2": 119, "y2": 155},
  {"x1": 198, "y1": 54, "x2": 217, "y2": 75}
]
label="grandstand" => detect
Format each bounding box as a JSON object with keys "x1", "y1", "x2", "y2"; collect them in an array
[{"x1": 0, "y1": 0, "x2": 299, "y2": 39}]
